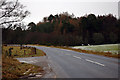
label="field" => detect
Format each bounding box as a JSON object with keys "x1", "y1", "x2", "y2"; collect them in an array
[{"x1": 72, "y1": 44, "x2": 119, "y2": 54}]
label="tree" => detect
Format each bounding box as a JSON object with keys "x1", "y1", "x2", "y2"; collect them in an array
[
  {"x1": 36, "y1": 22, "x2": 54, "y2": 33},
  {"x1": 87, "y1": 14, "x2": 98, "y2": 32},
  {"x1": 48, "y1": 14, "x2": 54, "y2": 22},
  {"x1": 61, "y1": 22, "x2": 74, "y2": 34},
  {"x1": 43, "y1": 17, "x2": 48, "y2": 22},
  {"x1": 80, "y1": 17, "x2": 89, "y2": 42},
  {"x1": 0, "y1": 0, "x2": 30, "y2": 28},
  {"x1": 28, "y1": 22, "x2": 37, "y2": 32},
  {"x1": 93, "y1": 33, "x2": 104, "y2": 44},
  {"x1": 2, "y1": 12, "x2": 119, "y2": 45},
  {"x1": 109, "y1": 32, "x2": 118, "y2": 43}
]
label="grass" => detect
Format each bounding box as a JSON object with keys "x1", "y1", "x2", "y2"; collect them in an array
[
  {"x1": 2, "y1": 45, "x2": 46, "y2": 79},
  {"x1": 2, "y1": 51, "x2": 44, "y2": 79},
  {"x1": 72, "y1": 44, "x2": 119, "y2": 54},
  {"x1": 2, "y1": 45, "x2": 46, "y2": 58},
  {"x1": 54, "y1": 44, "x2": 119, "y2": 58},
  {"x1": 20, "y1": 44, "x2": 120, "y2": 58},
  {"x1": 30, "y1": 44, "x2": 119, "y2": 59}
]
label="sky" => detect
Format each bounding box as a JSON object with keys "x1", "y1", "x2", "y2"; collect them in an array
[{"x1": 19, "y1": 0, "x2": 119, "y2": 24}]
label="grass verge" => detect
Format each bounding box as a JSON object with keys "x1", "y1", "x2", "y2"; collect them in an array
[
  {"x1": 2, "y1": 45, "x2": 46, "y2": 58},
  {"x1": 2, "y1": 53, "x2": 44, "y2": 79},
  {"x1": 29, "y1": 44, "x2": 119, "y2": 59},
  {"x1": 53, "y1": 46, "x2": 120, "y2": 58},
  {"x1": 2, "y1": 45, "x2": 46, "y2": 79},
  {"x1": 72, "y1": 44, "x2": 119, "y2": 54}
]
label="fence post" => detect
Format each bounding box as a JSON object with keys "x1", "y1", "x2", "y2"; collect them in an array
[{"x1": 9, "y1": 48, "x2": 13, "y2": 56}]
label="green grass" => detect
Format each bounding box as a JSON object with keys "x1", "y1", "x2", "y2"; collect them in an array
[
  {"x1": 25, "y1": 44, "x2": 120, "y2": 58},
  {"x1": 34, "y1": 44, "x2": 119, "y2": 58},
  {"x1": 72, "y1": 44, "x2": 119, "y2": 54}
]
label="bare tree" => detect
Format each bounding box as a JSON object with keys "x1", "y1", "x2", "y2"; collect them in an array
[{"x1": 0, "y1": 0, "x2": 30, "y2": 28}]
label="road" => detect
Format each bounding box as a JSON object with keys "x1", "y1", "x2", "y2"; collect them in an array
[{"x1": 17, "y1": 46, "x2": 119, "y2": 78}]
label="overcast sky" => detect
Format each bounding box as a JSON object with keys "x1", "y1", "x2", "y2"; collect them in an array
[{"x1": 19, "y1": 0, "x2": 119, "y2": 24}]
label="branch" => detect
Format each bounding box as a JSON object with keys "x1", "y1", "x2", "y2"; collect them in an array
[
  {"x1": 0, "y1": 18, "x2": 24, "y2": 26},
  {"x1": 0, "y1": 0, "x2": 18, "y2": 18},
  {"x1": 0, "y1": 0, "x2": 30, "y2": 28},
  {"x1": 0, "y1": 0, "x2": 6, "y2": 7}
]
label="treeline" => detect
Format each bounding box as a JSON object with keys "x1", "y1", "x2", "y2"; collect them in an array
[{"x1": 2, "y1": 12, "x2": 120, "y2": 46}]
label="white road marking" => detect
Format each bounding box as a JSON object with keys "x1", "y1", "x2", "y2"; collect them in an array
[
  {"x1": 73, "y1": 56, "x2": 82, "y2": 59},
  {"x1": 85, "y1": 59, "x2": 105, "y2": 67}
]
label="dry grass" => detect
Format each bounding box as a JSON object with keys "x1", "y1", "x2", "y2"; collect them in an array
[
  {"x1": 54, "y1": 46, "x2": 120, "y2": 58},
  {"x1": 2, "y1": 54, "x2": 44, "y2": 79},
  {"x1": 2, "y1": 45, "x2": 45, "y2": 79},
  {"x1": 27, "y1": 44, "x2": 119, "y2": 58},
  {"x1": 2, "y1": 45, "x2": 46, "y2": 58},
  {"x1": 25, "y1": 44, "x2": 120, "y2": 58}
]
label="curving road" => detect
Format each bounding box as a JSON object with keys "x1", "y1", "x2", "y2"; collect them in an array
[
  {"x1": 34, "y1": 46, "x2": 119, "y2": 78},
  {"x1": 17, "y1": 45, "x2": 119, "y2": 78}
]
